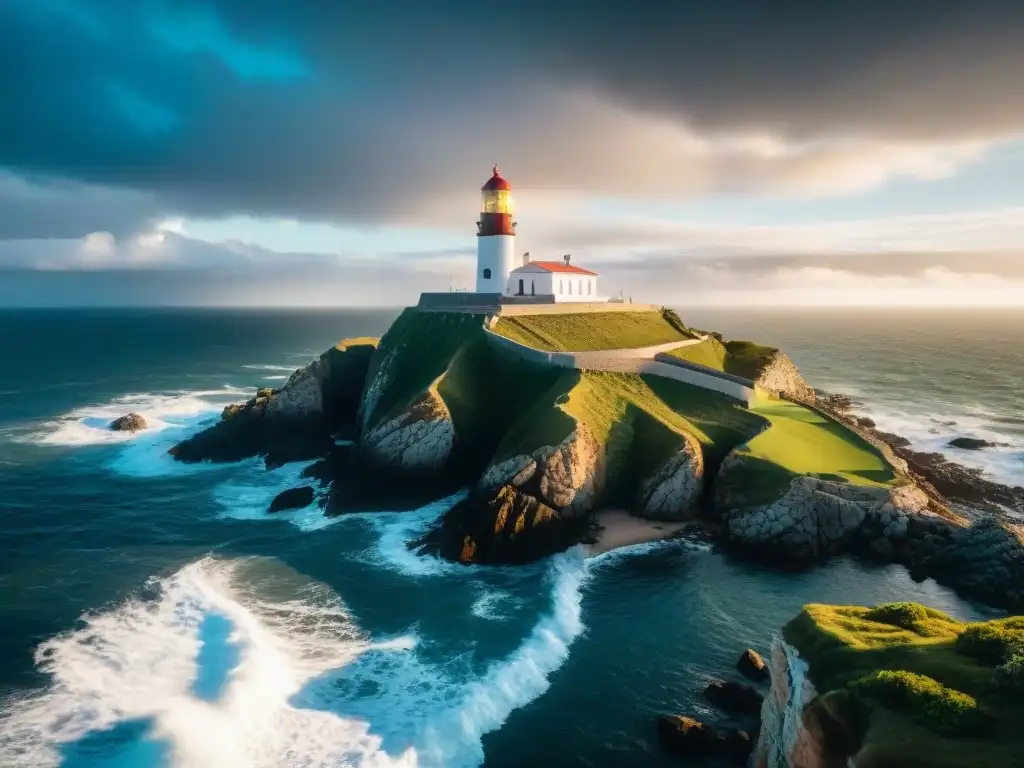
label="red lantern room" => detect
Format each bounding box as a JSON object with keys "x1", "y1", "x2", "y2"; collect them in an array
[{"x1": 478, "y1": 165, "x2": 516, "y2": 237}]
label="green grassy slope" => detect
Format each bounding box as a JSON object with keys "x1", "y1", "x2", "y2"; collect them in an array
[
  {"x1": 717, "y1": 395, "x2": 898, "y2": 504},
  {"x1": 784, "y1": 603, "x2": 1024, "y2": 767},
  {"x1": 492, "y1": 310, "x2": 694, "y2": 352},
  {"x1": 364, "y1": 309, "x2": 566, "y2": 477},
  {"x1": 723, "y1": 340, "x2": 779, "y2": 380},
  {"x1": 369, "y1": 309, "x2": 896, "y2": 510},
  {"x1": 664, "y1": 336, "x2": 729, "y2": 371},
  {"x1": 493, "y1": 370, "x2": 767, "y2": 505},
  {"x1": 746, "y1": 396, "x2": 895, "y2": 485},
  {"x1": 364, "y1": 309, "x2": 487, "y2": 428},
  {"x1": 665, "y1": 336, "x2": 780, "y2": 381}
]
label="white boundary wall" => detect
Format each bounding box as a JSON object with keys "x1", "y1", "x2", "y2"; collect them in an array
[{"x1": 483, "y1": 328, "x2": 756, "y2": 405}]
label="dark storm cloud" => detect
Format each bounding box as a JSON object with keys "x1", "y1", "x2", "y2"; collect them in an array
[{"x1": 2, "y1": 0, "x2": 1024, "y2": 235}]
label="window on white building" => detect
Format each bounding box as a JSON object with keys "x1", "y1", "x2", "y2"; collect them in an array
[
  {"x1": 587, "y1": 280, "x2": 592, "y2": 295},
  {"x1": 559, "y1": 280, "x2": 563, "y2": 293},
  {"x1": 483, "y1": 268, "x2": 491, "y2": 279}
]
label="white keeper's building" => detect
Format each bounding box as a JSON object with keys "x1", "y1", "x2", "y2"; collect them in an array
[{"x1": 475, "y1": 166, "x2": 600, "y2": 302}]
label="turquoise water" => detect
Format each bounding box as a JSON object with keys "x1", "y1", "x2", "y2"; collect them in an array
[{"x1": 0, "y1": 308, "x2": 1015, "y2": 767}]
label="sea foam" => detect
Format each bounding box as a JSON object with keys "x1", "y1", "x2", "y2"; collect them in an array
[
  {"x1": 0, "y1": 548, "x2": 588, "y2": 768},
  {"x1": 28, "y1": 388, "x2": 247, "y2": 449}
]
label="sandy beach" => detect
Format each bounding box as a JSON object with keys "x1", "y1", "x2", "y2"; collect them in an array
[{"x1": 585, "y1": 509, "x2": 690, "y2": 556}]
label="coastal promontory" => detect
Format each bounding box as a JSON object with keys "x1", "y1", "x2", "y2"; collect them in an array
[{"x1": 170, "y1": 306, "x2": 1024, "y2": 613}]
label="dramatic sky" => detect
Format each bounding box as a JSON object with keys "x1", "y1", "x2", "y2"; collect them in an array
[{"x1": 3, "y1": 0, "x2": 1024, "y2": 307}]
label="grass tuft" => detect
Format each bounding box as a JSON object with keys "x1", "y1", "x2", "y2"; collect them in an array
[{"x1": 850, "y1": 670, "x2": 992, "y2": 738}]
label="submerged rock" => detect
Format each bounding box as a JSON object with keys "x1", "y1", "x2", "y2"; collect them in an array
[
  {"x1": 269, "y1": 486, "x2": 315, "y2": 513},
  {"x1": 656, "y1": 715, "x2": 752, "y2": 764},
  {"x1": 705, "y1": 680, "x2": 763, "y2": 714},
  {"x1": 737, "y1": 648, "x2": 770, "y2": 683},
  {"x1": 656, "y1": 715, "x2": 717, "y2": 756},
  {"x1": 949, "y1": 436, "x2": 1004, "y2": 450},
  {"x1": 110, "y1": 412, "x2": 147, "y2": 432}
]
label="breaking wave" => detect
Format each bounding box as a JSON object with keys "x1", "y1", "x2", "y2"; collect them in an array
[
  {"x1": 26, "y1": 388, "x2": 246, "y2": 449},
  {"x1": 0, "y1": 545, "x2": 588, "y2": 768}
]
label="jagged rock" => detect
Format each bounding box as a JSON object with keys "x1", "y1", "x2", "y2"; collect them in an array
[
  {"x1": 269, "y1": 486, "x2": 315, "y2": 513},
  {"x1": 754, "y1": 352, "x2": 816, "y2": 402},
  {"x1": 737, "y1": 649, "x2": 770, "y2": 683},
  {"x1": 949, "y1": 437, "x2": 1004, "y2": 450},
  {"x1": 717, "y1": 729, "x2": 754, "y2": 764},
  {"x1": 532, "y1": 426, "x2": 604, "y2": 517},
  {"x1": 657, "y1": 715, "x2": 751, "y2": 764},
  {"x1": 856, "y1": 416, "x2": 876, "y2": 429},
  {"x1": 413, "y1": 484, "x2": 583, "y2": 565},
  {"x1": 911, "y1": 518, "x2": 1024, "y2": 611},
  {"x1": 635, "y1": 433, "x2": 704, "y2": 520},
  {"x1": 477, "y1": 454, "x2": 537, "y2": 494},
  {"x1": 815, "y1": 390, "x2": 1023, "y2": 514},
  {"x1": 172, "y1": 340, "x2": 375, "y2": 465},
  {"x1": 264, "y1": 363, "x2": 323, "y2": 419},
  {"x1": 360, "y1": 388, "x2": 454, "y2": 472},
  {"x1": 656, "y1": 715, "x2": 717, "y2": 756},
  {"x1": 716, "y1": 452, "x2": 933, "y2": 561},
  {"x1": 109, "y1": 413, "x2": 147, "y2": 432},
  {"x1": 704, "y1": 680, "x2": 763, "y2": 714}
]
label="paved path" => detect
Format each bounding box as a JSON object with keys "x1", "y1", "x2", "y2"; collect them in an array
[{"x1": 483, "y1": 329, "x2": 756, "y2": 405}]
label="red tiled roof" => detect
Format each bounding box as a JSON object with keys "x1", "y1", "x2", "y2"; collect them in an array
[
  {"x1": 525, "y1": 261, "x2": 598, "y2": 276},
  {"x1": 482, "y1": 165, "x2": 512, "y2": 191}
]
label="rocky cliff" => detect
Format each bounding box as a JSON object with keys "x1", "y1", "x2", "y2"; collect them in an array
[
  {"x1": 167, "y1": 308, "x2": 1023, "y2": 614},
  {"x1": 753, "y1": 351, "x2": 816, "y2": 402},
  {"x1": 170, "y1": 338, "x2": 377, "y2": 465},
  {"x1": 361, "y1": 385, "x2": 455, "y2": 472},
  {"x1": 716, "y1": 452, "x2": 935, "y2": 561}
]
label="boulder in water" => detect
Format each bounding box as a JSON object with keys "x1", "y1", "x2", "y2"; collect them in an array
[
  {"x1": 948, "y1": 437, "x2": 1003, "y2": 451},
  {"x1": 656, "y1": 715, "x2": 716, "y2": 756},
  {"x1": 656, "y1": 715, "x2": 751, "y2": 763},
  {"x1": 110, "y1": 413, "x2": 147, "y2": 432},
  {"x1": 269, "y1": 486, "x2": 315, "y2": 513},
  {"x1": 737, "y1": 648, "x2": 770, "y2": 683},
  {"x1": 704, "y1": 680, "x2": 763, "y2": 714}
]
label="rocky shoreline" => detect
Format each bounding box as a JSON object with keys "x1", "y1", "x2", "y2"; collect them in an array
[
  {"x1": 154, "y1": 319, "x2": 1024, "y2": 766},
  {"x1": 814, "y1": 391, "x2": 1024, "y2": 518},
  {"x1": 159, "y1": 323, "x2": 1022, "y2": 615}
]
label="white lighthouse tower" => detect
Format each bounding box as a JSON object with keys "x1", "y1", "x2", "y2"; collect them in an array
[{"x1": 476, "y1": 165, "x2": 517, "y2": 293}]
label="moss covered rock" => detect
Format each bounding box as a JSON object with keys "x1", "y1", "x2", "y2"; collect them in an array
[{"x1": 774, "y1": 602, "x2": 1024, "y2": 767}]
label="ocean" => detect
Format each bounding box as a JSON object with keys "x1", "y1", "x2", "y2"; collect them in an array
[{"x1": 0, "y1": 307, "x2": 1020, "y2": 768}]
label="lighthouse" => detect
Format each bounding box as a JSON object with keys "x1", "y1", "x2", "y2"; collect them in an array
[{"x1": 476, "y1": 165, "x2": 517, "y2": 293}]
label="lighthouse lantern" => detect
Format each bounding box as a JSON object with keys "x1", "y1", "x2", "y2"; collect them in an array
[{"x1": 476, "y1": 165, "x2": 517, "y2": 293}]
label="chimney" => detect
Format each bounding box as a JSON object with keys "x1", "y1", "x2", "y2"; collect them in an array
[
  {"x1": 523, "y1": 251, "x2": 530, "y2": 266},
  {"x1": 563, "y1": 254, "x2": 571, "y2": 265}
]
